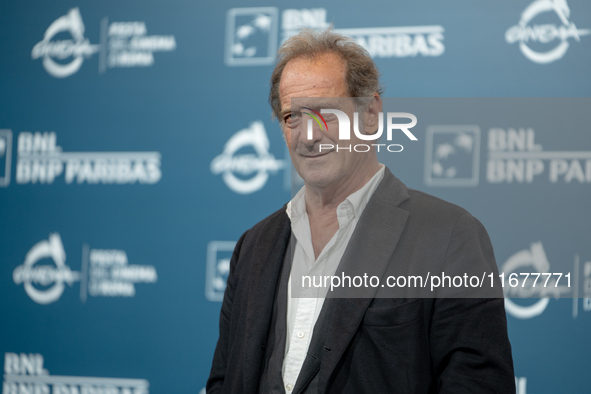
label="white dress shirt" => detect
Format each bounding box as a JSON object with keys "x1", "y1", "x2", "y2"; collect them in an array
[{"x1": 282, "y1": 164, "x2": 385, "y2": 392}]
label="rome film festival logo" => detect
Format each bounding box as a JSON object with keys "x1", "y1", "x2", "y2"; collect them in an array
[
  {"x1": 501, "y1": 242, "x2": 571, "y2": 319},
  {"x1": 12, "y1": 233, "x2": 80, "y2": 305},
  {"x1": 210, "y1": 121, "x2": 284, "y2": 194},
  {"x1": 31, "y1": 7, "x2": 177, "y2": 77},
  {"x1": 12, "y1": 234, "x2": 158, "y2": 304},
  {"x1": 31, "y1": 8, "x2": 99, "y2": 78},
  {"x1": 506, "y1": 0, "x2": 590, "y2": 64}
]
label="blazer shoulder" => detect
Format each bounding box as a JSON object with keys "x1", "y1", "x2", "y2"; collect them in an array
[
  {"x1": 247, "y1": 203, "x2": 288, "y2": 233},
  {"x1": 380, "y1": 167, "x2": 474, "y2": 224},
  {"x1": 376, "y1": 168, "x2": 479, "y2": 232},
  {"x1": 403, "y1": 188, "x2": 476, "y2": 228},
  {"x1": 229, "y1": 204, "x2": 290, "y2": 279},
  {"x1": 239, "y1": 203, "x2": 289, "y2": 248}
]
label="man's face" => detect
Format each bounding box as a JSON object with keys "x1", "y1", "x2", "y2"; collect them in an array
[{"x1": 279, "y1": 53, "x2": 369, "y2": 190}]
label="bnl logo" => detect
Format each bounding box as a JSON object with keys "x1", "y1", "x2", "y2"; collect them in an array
[
  {"x1": 424, "y1": 126, "x2": 481, "y2": 186},
  {"x1": 0, "y1": 130, "x2": 12, "y2": 187},
  {"x1": 225, "y1": 7, "x2": 278, "y2": 66},
  {"x1": 205, "y1": 241, "x2": 236, "y2": 301}
]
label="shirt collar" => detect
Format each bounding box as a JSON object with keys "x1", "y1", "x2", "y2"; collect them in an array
[
  {"x1": 286, "y1": 185, "x2": 306, "y2": 220},
  {"x1": 344, "y1": 163, "x2": 385, "y2": 219}
]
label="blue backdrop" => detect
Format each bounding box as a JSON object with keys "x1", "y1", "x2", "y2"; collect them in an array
[{"x1": 1, "y1": 1, "x2": 590, "y2": 393}]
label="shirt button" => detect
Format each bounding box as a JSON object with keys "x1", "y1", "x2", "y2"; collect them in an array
[
  {"x1": 286, "y1": 383, "x2": 293, "y2": 391},
  {"x1": 297, "y1": 331, "x2": 305, "y2": 338}
]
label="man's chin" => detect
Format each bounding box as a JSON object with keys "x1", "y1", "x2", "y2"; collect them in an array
[{"x1": 296, "y1": 168, "x2": 339, "y2": 189}]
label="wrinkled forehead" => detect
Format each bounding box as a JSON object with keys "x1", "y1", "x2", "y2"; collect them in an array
[
  {"x1": 290, "y1": 97, "x2": 355, "y2": 113},
  {"x1": 279, "y1": 54, "x2": 348, "y2": 105},
  {"x1": 280, "y1": 52, "x2": 347, "y2": 85}
]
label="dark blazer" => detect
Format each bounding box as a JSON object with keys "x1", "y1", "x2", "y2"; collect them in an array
[{"x1": 207, "y1": 168, "x2": 515, "y2": 394}]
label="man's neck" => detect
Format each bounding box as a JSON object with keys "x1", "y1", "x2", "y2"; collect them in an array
[{"x1": 302, "y1": 159, "x2": 381, "y2": 259}]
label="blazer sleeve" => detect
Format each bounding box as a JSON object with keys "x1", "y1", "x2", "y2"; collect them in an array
[
  {"x1": 429, "y1": 213, "x2": 516, "y2": 394},
  {"x1": 206, "y1": 229, "x2": 249, "y2": 394}
]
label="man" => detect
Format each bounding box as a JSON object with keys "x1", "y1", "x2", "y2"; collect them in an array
[{"x1": 207, "y1": 28, "x2": 515, "y2": 394}]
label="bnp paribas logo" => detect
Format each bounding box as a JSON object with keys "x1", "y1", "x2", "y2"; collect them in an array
[
  {"x1": 225, "y1": 7, "x2": 445, "y2": 66},
  {"x1": 424, "y1": 126, "x2": 481, "y2": 187},
  {"x1": 225, "y1": 7, "x2": 279, "y2": 66}
]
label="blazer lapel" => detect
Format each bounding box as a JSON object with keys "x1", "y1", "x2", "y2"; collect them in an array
[
  {"x1": 242, "y1": 209, "x2": 292, "y2": 393},
  {"x1": 293, "y1": 168, "x2": 410, "y2": 394}
]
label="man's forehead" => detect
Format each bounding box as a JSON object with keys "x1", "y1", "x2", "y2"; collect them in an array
[
  {"x1": 279, "y1": 53, "x2": 348, "y2": 110},
  {"x1": 290, "y1": 97, "x2": 351, "y2": 111},
  {"x1": 284, "y1": 52, "x2": 346, "y2": 73}
]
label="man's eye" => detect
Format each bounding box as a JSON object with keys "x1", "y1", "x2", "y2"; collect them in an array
[{"x1": 284, "y1": 113, "x2": 301, "y2": 124}]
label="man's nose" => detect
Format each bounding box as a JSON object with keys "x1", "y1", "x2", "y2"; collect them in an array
[{"x1": 299, "y1": 118, "x2": 323, "y2": 147}]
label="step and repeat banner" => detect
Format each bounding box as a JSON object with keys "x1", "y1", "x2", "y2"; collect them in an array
[{"x1": 1, "y1": 0, "x2": 590, "y2": 393}]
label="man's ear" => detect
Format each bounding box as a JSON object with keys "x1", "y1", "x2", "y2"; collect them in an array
[{"x1": 364, "y1": 94, "x2": 382, "y2": 135}]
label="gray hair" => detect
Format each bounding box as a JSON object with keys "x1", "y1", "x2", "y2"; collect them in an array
[{"x1": 269, "y1": 28, "x2": 384, "y2": 121}]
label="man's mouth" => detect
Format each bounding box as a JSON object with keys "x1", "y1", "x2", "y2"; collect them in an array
[{"x1": 301, "y1": 151, "x2": 331, "y2": 158}]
